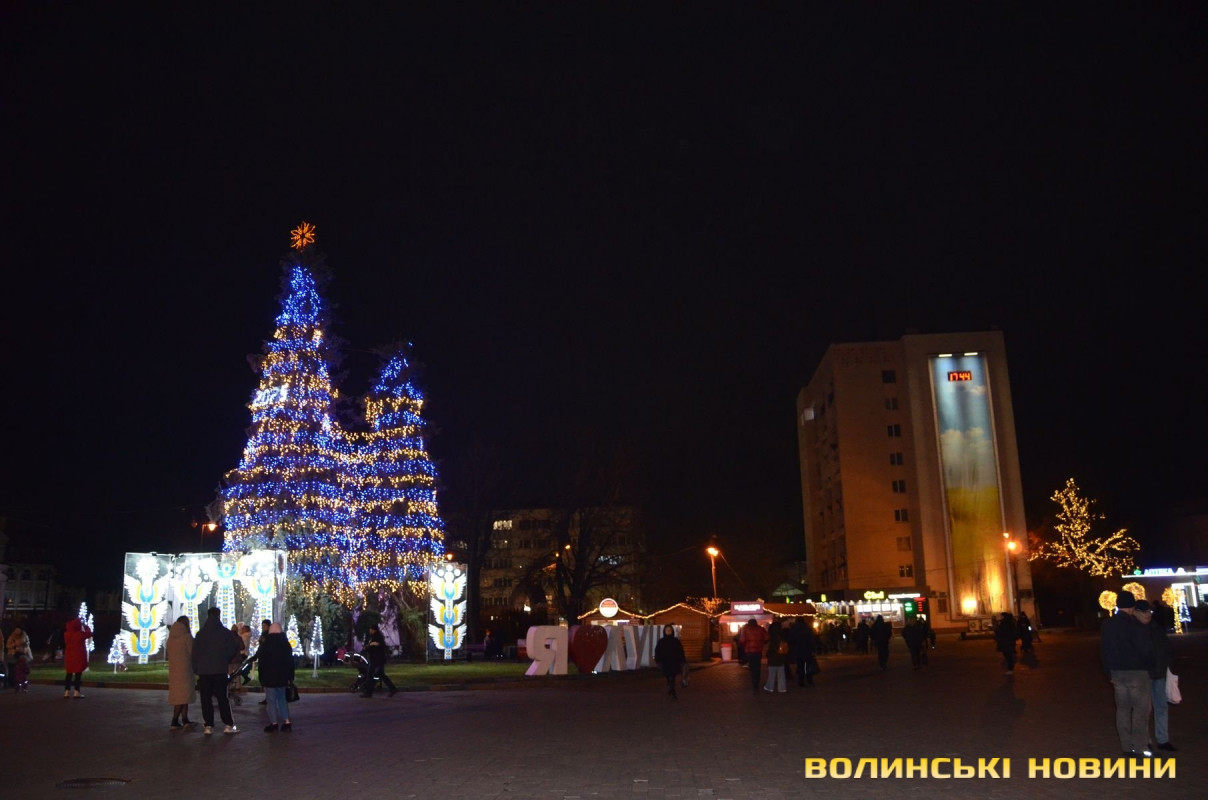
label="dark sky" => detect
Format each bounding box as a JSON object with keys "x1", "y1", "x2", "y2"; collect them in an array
[{"x1": 2, "y1": 4, "x2": 1204, "y2": 588}]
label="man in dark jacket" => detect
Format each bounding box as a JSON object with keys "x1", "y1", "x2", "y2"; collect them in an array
[
  {"x1": 654, "y1": 625, "x2": 687, "y2": 699},
  {"x1": 786, "y1": 617, "x2": 817, "y2": 687},
  {"x1": 902, "y1": 619, "x2": 927, "y2": 669},
  {"x1": 870, "y1": 616, "x2": 892, "y2": 671},
  {"x1": 361, "y1": 623, "x2": 397, "y2": 698},
  {"x1": 191, "y1": 607, "x2": 242, "y2": 734},
  {"x1": 1135, "y1": 601, "x2": 1176, "y2": 752},
  {"x1": 1100, "y1": 590, "x2": 1155, "y2": 756}
]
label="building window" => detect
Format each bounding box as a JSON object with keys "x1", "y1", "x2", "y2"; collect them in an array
[
  {"x1": 894, "y1": 508, "x2": 910, "y2": 522},
  {"x1": 887, "y1": 424, "x2": 901, "y2": 438},
  {"x1": 937, "y1": 597, "x2": 949, "y2": 613},
  {"x1": 896, "y1": 536, "x2": 912, "y2": 551},
  {"x1": 892, "y1": 479, "x2": 907, "y2": 493},
  {"x1": 890, "y1": 452, "x2": 904, "y2": 466},
  {"x1": 518, "y1": 539, "x2": 531, "y2": 550},
  {"x1": 885, "y1": 397, "x2": 899, "y2": 410},
  {"x1": 899, "y1": 564, "x2": 914, "y2": 578},
  {"x1": 882, "y1": 370, "x2": 896, "y2": 383}
]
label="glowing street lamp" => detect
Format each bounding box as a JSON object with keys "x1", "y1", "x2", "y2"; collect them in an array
[
  {"x1": 706, "y1": 546, "x2": 720, "y2": 600},
  {"x1": 194, "y1": 520, "x2": 219, "y2": 551},
  {"x1": 1003, "y1": 532, "x2": 1018, "y2": 613}
]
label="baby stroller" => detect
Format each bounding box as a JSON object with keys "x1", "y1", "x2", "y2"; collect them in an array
[
  {"x1": 228, "y1": 657, "x2": 254, "y2": 704},
  {"x1": 12, "y1": 654, "x2": 31, "y2": 692},
  {"x1": 344, "y1": 652, "x2": 377, "y2": 695}
]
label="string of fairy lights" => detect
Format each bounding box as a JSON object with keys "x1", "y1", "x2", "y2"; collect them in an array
[{"x1": 221, "y1": 224, "x2": 445, "y2": 604}]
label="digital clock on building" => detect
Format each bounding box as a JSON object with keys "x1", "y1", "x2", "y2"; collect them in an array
[{"x1": 947, "y1": 371, "x2": 973, "y2": 382}]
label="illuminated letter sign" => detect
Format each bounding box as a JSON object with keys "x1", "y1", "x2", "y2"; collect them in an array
[
  {"x1": 863, "y1": 591, "x2": 886, "y2": 601},
  {"x1": 732, "y1": 602, "x2": 764, "y2": 614}
]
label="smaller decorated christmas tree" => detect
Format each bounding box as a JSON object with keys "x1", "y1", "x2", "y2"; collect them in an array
[
  {"x1": 107, "y1": 636, "x2": 125, "y2": 672},
  {"x1": 308, "y1": 615, "x2": 324, "y2": 659},
  {"x1": 78, "y1": 602, "x2": 95, "y2": 665},
  {"x1": 286, "y1": 615, "x2": 305, "y2": 656}
]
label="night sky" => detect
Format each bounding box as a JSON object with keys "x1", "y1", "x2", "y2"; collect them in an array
[{"x1": 2, "y1": 4, "x2": 1204, "y2": 591}]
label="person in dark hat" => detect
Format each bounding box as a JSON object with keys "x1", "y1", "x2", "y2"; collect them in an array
[
  {"x1": 1100, "y1": 590, "x2": 1155, "y2": 757},
  {"x1": 1133, "y1": 600, "x2": 1176, "y2": 752}
]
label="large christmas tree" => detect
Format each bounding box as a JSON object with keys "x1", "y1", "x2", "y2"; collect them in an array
[{"x1": 222, "y1": 223, "x2": 444, "y2": 603}]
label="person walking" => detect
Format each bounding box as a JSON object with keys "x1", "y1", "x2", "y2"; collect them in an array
[
  {"x1": 902, "y1": 619, "x2": 926, "y2": 669},
  {"x1": 1017, "y1": 612, "x2": 1034, "y2": 653},
  {"x1": 192, "y1": 607, "x2": 242, "y2": 735},
  {"x1": 361, "y1": 623, "x2": 397, "y2": 697},
  {"x1": 995, "y1": 612, "x2": 1018, "y2": 675},
  {"x1": 248, "y1": 619, "x2": 272, "y2": 705},
  {"x1": 870, "y1": 615, "x2": 892, "y2": 671},
  {"x1": 654, "y1": 624, "x2": 687, "y2": 699},
  {"x1": 1100, "y1": 590, "x2": 1155, "y2": 757},
  {"x1": 739, "y1": 619, "x2": 768, "y2": 695},
  {"x1": 166, "y1": 616, "x2": 196, "y2": 729},
  {"x1": 786, "y1": 617, "x2": 817, "y2": 688},
  {"x1": 257, "y1": 623, "x2": 295, "y2": 731},
  {"x1": 62, "y1": 618, "x2": 92, "y2": 698},
  {"x1": 854, "y1": 619, "x2": 870, "y2": 654},
  {"x1": 1135, "y1": 600, "x2": 1176, "y2": 752},
  {"x1": 763, "y1": 620, "x2": 788, "y2": 693},
  {"x1": 7, "y1": 627, "x2": 32, "y2": 692}
]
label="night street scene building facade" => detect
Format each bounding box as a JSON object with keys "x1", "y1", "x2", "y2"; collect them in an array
[
  {"x1": 797, "y1": 330, "x2": 1035, "y2": 632},
  {"x1": 477, "y1": 506, "x2": 646, "y2": 623}
]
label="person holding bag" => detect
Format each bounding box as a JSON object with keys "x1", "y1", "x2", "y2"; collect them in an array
[
  {"x1": 257, "y1": 623, "x2": 295, "y2": 732},
  {"x1": 1136, "y1": 601, "x2": 1176, "y2": 752}
]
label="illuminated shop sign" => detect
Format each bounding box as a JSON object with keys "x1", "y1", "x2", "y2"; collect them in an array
[
  {"x1": 863, "y1": 591, "x2": 886, "y2": 600},
  {"x1": 1141, "y1": 567, "x2": 1208, "y2": 577},
  {"x1": 731, "y1": 602, "x2": 764, "y2": 614}
]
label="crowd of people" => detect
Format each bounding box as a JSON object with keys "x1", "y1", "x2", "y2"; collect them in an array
[{"x1": 2, "y1": 596, "x2": 1186, "y2": 760}]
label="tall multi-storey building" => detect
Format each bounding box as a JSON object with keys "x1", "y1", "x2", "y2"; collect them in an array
[
  {"x1": 796, "y1": 331, "x2": 1034, "y2": 631},
  {"x1": 479, "y1": 507, "x2": 646, "y2": 623}
]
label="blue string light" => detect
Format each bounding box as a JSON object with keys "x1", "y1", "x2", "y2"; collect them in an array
[{"x1": 221, "y1": 261, "x2": 445, "y2": 601}]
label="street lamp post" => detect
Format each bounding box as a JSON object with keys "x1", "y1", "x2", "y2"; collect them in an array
[
  {"x1": 196, "y1": 521, "x2": 218, "y2": 551},
  {"x1": 706, "y1": 546, "x2": 719, "y2": 601},
  {"x1": 1003, "y1": 532, "x2": 1018, "y2": 614}
]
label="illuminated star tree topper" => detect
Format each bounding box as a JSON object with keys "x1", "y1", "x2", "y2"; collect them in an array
[{"x1": 290, "y1": 221, "x2": 317, "y2": 251}]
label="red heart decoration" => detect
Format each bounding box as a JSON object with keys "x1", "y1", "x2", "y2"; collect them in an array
[{"x1": 569, "y1": 624, "x2": 609, "y2": 673}]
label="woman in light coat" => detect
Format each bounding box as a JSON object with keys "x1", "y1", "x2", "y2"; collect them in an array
[{"x1": 166, "y1": 616, "x2": 196, "y2": 728}]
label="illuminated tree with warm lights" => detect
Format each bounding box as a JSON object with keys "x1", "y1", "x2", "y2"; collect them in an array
[
  {"x1": 1029, "y1": 478, "x2": 1140, "y2": 578},
  {"x1": 222, "y1": 248, "x2": 352, "y2": 592}
]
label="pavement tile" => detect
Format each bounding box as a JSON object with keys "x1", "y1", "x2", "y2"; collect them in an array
[{"x1": 1, "y1": 630, "x2": 1204, "y2": 799}]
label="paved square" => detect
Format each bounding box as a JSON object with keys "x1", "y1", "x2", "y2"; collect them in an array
[{"x1": 3, "y1": 630, "x2": 1203, "y2": 799}]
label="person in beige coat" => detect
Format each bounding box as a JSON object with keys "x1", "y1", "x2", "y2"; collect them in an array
[{"x1": 167, "y1": 617, "x2": 197, "y2": 729}]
